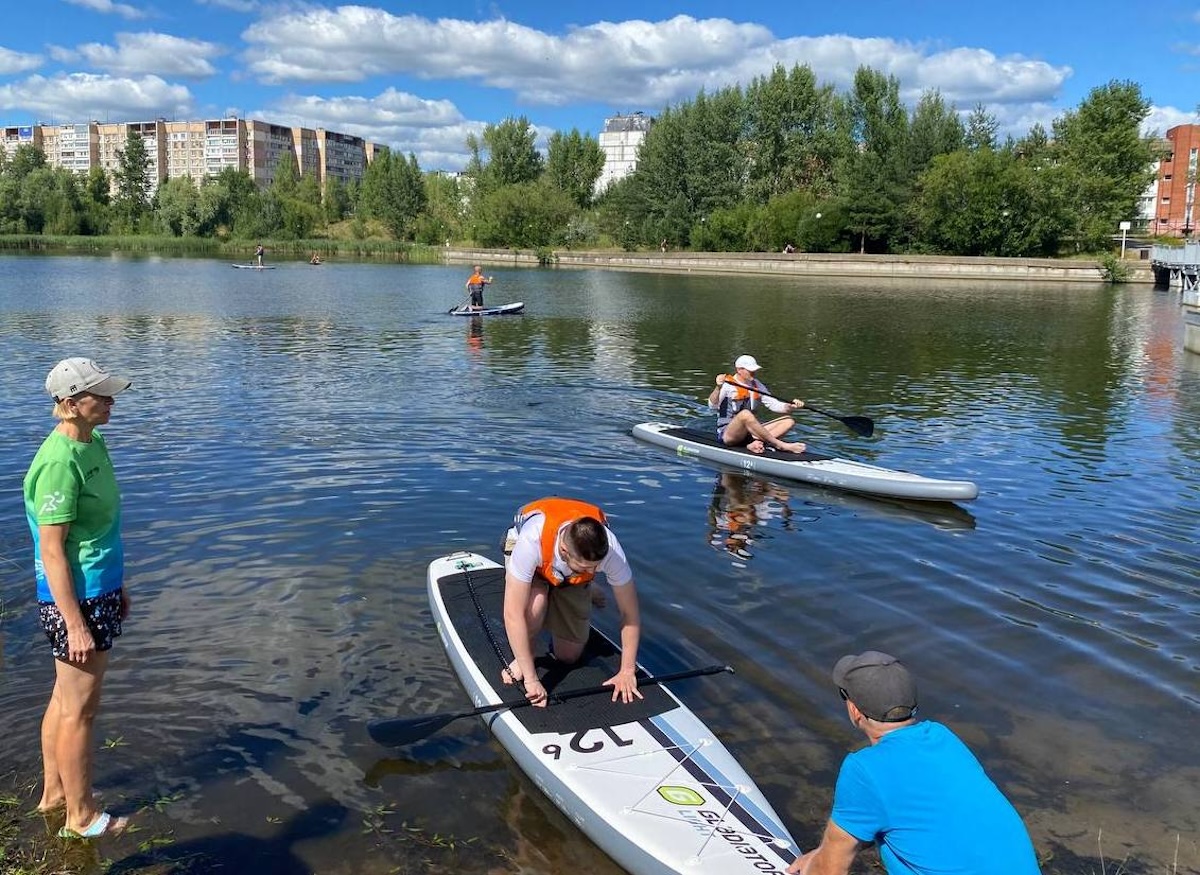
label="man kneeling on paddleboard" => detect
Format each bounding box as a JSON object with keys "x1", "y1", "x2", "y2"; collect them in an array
[
  {"x1": 502, "y1": 497, "x2": 643, "y2": 708},
  {"x1": 709, "y1": 354, "x2": 806, "y2": 454}
]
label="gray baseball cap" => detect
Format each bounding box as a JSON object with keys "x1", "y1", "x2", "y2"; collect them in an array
[
  {"x1": 46, "y1": 358, "x2": 131, "y2": 402},
  {"x1": 833, "y1": 651, "x2": 918, "y2": 723}
]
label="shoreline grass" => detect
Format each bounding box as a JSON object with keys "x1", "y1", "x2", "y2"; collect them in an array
[{"x1": 0, "y1": 235, "x2": 443, "y2": 263}]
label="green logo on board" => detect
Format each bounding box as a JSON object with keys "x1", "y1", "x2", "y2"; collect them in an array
[{"x1": 657, "y1": 785, "x2": 705, "y2": 806}]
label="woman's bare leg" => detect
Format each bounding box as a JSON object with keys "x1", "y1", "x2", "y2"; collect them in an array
[{"x1": 51, "y1": 651, "x2": 108, "y2": 833}]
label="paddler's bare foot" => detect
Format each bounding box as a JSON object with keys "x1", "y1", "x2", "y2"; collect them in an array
[
  {"x1": 501, "y1": 660, "x2": 522, "y2": 685},
  {"x1": 746, "y1": 439, "x2": 765, "y2": 454},
  {"x1": 776, "y1": 440, "x2": 806, "y2": 454}
]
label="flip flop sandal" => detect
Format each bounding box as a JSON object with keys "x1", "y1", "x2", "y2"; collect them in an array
[{"x1": 58, "y1": 810, "x2": 127, "y2": 839}]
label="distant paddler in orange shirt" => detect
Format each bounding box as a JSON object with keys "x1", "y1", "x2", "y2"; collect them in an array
[{"x1": 465, "y1": 265, "x2": 493, "y2": 311}]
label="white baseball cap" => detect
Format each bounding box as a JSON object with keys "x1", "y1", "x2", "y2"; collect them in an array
[
  {"x1": 734, "y1": 355, "x2": 761, "y2": 371},
  {"x1": 46, "y1": 358, "x2": 131, "y2": 401}
]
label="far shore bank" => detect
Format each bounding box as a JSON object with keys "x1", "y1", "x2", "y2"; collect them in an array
[
  {"x1": 444, "y1": 247, "x2": 1156, "y2": 284},
  {"x1": 0, "y1": 235, "x2": 1157, "y2": 283}
]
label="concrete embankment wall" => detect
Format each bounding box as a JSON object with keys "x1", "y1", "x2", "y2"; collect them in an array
[{"x1": 442, "y1": 248, "x2": 1155, "y2": 284}]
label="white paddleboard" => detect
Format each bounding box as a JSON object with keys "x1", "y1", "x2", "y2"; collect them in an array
[{"x1": 428, "y1": 551, "x2": 799, "y2": 875}]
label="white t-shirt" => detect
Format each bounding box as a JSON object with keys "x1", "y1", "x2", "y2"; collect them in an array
[{"x1": 507, "y1": 513, "x2": 633, "y2": 586}]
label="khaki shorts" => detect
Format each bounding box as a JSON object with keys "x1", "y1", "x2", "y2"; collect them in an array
[{"x1": 543, "y1": 580, "x2": 592, "y2": 644}]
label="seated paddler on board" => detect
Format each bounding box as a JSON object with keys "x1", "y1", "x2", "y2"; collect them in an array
[
  {"x1": 709, "y1": 354, "x2": 807, "y2": 455},
  {"x1": 501, "y1": 497, "x2": 642, "y2": 708}
]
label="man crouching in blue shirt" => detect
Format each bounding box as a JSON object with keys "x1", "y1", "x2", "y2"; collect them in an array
[{"x1": 788, "y1": 651, "x2": 1040, "y2": 875}]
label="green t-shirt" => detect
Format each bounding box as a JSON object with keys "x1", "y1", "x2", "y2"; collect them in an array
[{"x1": 23, "y1": 429, "x2": 125, "y2": 601}]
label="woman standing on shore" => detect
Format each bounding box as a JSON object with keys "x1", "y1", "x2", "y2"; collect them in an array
[{"x1": 23, "y1": 357, "x2": 132, "y2": 839}]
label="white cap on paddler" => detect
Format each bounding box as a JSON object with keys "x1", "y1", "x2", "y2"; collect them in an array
[
  {"x1": 734, "y1": 354, "x2": 761, "y2": 372},
  {"x1": 46, "y1": 357, "x2": 132, "y2": 402}
]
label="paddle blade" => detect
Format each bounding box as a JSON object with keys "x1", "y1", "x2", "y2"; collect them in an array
[
  {"x1": 368, "y1": 713, "x2": 461, "y2": 747},
  {"x1": 841, "y1": 416, "x2": 875, "y2": 438}
]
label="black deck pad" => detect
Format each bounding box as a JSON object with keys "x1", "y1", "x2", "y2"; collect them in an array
[
  {"x1": 668, "y1": 426, "x2": 832, "y2": 462},
  {"x1": 438, "y1": 566, "x2": 678, "y2": 735}
]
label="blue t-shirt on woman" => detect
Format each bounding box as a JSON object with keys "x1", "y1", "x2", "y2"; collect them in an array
[{"x1": 832, "y1": 721, "x2": 1040, "y2": 875}]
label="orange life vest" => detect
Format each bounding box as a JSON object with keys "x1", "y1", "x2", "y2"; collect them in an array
[
  {"x1": 716, "y1": 375, "x2": 761, "y2": 430},
  {"x1": 515, "y1": 497, "x2": 608, "y2": 586}
]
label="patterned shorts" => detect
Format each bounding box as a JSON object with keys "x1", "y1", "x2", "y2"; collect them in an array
[{"x1": 39, "y1": 589, "x2": 124, "y2": 660}]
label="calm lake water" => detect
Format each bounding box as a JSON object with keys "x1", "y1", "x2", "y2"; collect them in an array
[{"x1": 0, "y1": 254, "x2": 1197, "y2": 874}]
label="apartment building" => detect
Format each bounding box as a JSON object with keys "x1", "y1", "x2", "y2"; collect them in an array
[
  {"x1": 247, "y1": 119, "x2": 299, "y2": 187},
  {"x1": 1154, "y1": 125, "x2": 1200, "y2": 237},
  {"x1": 294, "y1": 125, "x2": 321, "y2": 182},
  {"x1": 164, "y1": 120, "x2": 210, "y2": 182},
  {"x1": 201, "y1": 118, "x2": 247, "y2": 178},
  {"x1": 318, "y1": 129, "x2": 368, "y2": 188},
  {"x1": 2, "y1": 115, "x2": 382, "y2": 194},
  {"x1": 40, "y1": 123, "x2": 97, "y2": 175},
  {"x1": 2, "y1": 124, "x2": 41, "y2": 156},
  {"x1": 596, "y1": 111, "x2": 653, "y2": 194}
]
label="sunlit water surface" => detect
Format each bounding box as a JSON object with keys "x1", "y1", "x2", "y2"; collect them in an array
[{"x1": 0, "y1": 254, "x2": 1197, "y2": 873}]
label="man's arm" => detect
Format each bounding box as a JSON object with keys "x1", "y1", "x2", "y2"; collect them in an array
[
  {"x1": 786, "y1": 819, "x2": 861, "y2": 875},
  {"x1": 501, "y1": 569, "x2": 549, "y2": 706},
  {"x1": 708, "y1": 376, "x2": 729, "y2": 410},
  {"x1": 605, "y1": 581, "x2": 642, "y2": 703}
]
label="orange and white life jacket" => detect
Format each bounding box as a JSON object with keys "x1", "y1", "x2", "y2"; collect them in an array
[
  {"x1": 514, "y1": 497, "x2": 607, "y2": 586},
  {"x1": 715, "y1": 375, "x2": 762, "y2": 431}
]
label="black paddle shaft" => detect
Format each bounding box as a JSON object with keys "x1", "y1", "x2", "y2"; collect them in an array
[
  {"x1": 724, "y1": 379, "x2": 874, "y2": 438},
  {"x1": 368, "y1": 663, "x2": 734, "y2": 747}
]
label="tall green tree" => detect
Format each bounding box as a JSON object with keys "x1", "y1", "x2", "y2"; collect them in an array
[
  {"x1": 913, "y1": 149, "x2": 1067, "y2": 256},
  {"x1": 323, "y1": 176, "x2": 351, "y2": 223},
  {"x1": 837, "y1": 67, "x2": 912, "y2": 252},
  {"x1": 617, "y1": 106, "x2": 690, "y2": 245},
  {"x1": 682, "y1": 87, "x2": 746, "y2": 221},
  {"x1": 415, "y1": 171, "x2": 467, "y2": 245},
  {"x1": 359, "y1": 151, "x2": 426, "y2": 237},
  {"x1": 6, "y1": 143, "x2": 46, "y2": 181},
  {"x1": 1051, "y1": 80, "x2": 1159, "y2": 249},
  {"x1": 964, "y1": 104, "x2": 999, "y2": 152},
  {"x1": 269, "y1": 156, "x2": 299, "y2": 196},
  {"x1": 545, "y1": 129, "x2": 604, "y2": 208},
  {"x1": 79, "y1": 166, "x2": 111, "y2": 234},
  {"x1": 154, "y1": 177, "x2": 202, "y2": 236},
  {"x1": 744, "y1": 63, "x2": 842, "y2": 201},
  {"x1": 466, "y1": 116, "x2": 543, "y2": 194},
  {"x1": 908, "y1": 91, "x2": 964, "y2": 174},
  {"x1": 113, "y1": 130, "x2": 151, "y2": 230},
  {"x1": 471, "y1": 178, "x2": 575, "y2": 248}
]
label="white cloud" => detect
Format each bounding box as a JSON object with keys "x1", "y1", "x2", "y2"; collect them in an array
[
  {"x1": 0, "y1": 46, "x2": 44, "y2": 75},
  {"x1": 63, "y1": 0, "x2": 146, "y2": 21},
  {"x1": 197, "y1": 0, "x2": 257, "y2": 10},
  {"x1": 1143, "y1": 105, "x2": 1198, "y2": 137},
  {"x1": 241, "y1": 11, "x2": 1071, "y2": 109},
  {"x1": 260, "y1": 87, "x2": 481, "y2": 170},
  {"x1": 983, "y1": 101, "x2": 1059, "y2": 139},
  {"x1": 69, "y1": 32, "x2": 224, "y2": 78},
  {"x1": 0, "y1": 73, "x2": 192, "y2": 122}
]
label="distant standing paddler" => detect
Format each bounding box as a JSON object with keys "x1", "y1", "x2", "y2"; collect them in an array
[{"x1": 466, "y1": 265, "x2": 493, "y2": 311}]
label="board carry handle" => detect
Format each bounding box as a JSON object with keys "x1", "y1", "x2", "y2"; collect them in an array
[{"x1": 368, "y1": 663, "x2": 734, "y2": 747}]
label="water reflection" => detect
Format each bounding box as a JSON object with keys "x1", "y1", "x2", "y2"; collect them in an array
[
  {"x1": 706, "y1": 472, "x2": 794, "y2": 562},
  {"x1": 468, "y1": 315, "x2": 485, "y2": 354}
]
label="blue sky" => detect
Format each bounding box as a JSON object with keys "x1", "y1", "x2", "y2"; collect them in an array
[{"x1": 1, "y1": 0, "x2": 1197, "y2": 171}]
